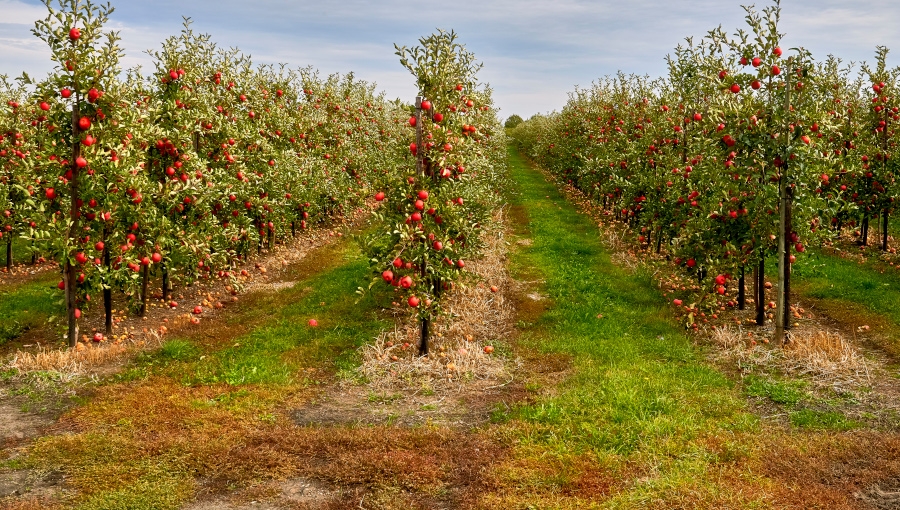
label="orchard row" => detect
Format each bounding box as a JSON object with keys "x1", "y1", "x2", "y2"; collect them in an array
[
  {"x1": 0, "y1": 1, "x2": 505, "y2": 347},
  {"x1": 512, "y1": 2, "x2": 896, "y2": 340}
]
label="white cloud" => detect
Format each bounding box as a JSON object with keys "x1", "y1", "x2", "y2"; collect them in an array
[
  {"x1": 3, "y1": 0, "x2": 900, "y2": 116},
  {"x1": 0, "y1": 0, "x2": 47, "y2": 23}
]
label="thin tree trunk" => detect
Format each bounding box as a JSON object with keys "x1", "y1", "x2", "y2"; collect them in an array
[
  {"x1": 738, "y1": 266, "x2": 746, "y2": 310},
  {"x1": 65, "y1": 93, "x2": 82, "y2": 348},
  {"x1": 861, "y1": 211, "x2": 869, "y2": 246},
  {"x1": 415, "y1": 95, "x2": 430, "y2": 357},
  {"x1": 883, "y1": 209, "x2": 889, "y2": 251},
  {"x1": 777, "y1": 187, "x2": 794, "y2": 342},
  {"x1": 5, "y1": 238, "x2": 10, "y2": 271},
  {"x1": 755, "y1": 257, "x2": 766, "y2": 326},
  {"x1": 162, "y1": 264, "x2": 171, "y2": 301},
  {"x1": 103, "y1": 229, "x2": 112, "y2": 335},
  {"x1": 140, "y1": 263, "x2": 149, "y2": 317},
  {"x1": 775, "y1": 59, "x2": 793, "y2": 344}
]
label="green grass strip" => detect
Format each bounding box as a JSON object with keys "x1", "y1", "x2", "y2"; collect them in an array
[
  {"x1": 503, "y1": 144, "x2": 758, "y2": 502},
  {"x1": 0, "y1": 272, "x2": 60, "y2": 346},
  {"x1": 793, "y1": 248, "x2": 900, "y2": 356}
]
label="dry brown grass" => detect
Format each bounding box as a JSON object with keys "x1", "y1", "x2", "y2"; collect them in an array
[
  {"x1": 5, "y1": 340, "x2": 134, "y2": 376},
  {"x1": 0, "y1": 497, "x2": 62, "y2": 510},
  {"x1": 709, "y1": 325, "x2": 871, "y2": 389},
  {"x1": 785, "y1": 329, "x2": 866, "y2": 373},
  {"x1": 754, "y1": 431, "x2": 900, "y2": 509},
  {"x1": 359, "y1": 208, "x2": 517, "y2": 394},
  {"x1": 210, "y1": 424, "x2": 507, "y2": 509}
]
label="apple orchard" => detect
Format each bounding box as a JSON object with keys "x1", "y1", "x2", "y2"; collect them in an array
[
  {"x1": 1, "y1": 0, "x2": 899, "y2": 354},
  {"x1": 513, "y1": 3, "x2": 900, "y2": 343},
  {"x1": 0, "y1": 1, "x2": 505, "y2": 349}
]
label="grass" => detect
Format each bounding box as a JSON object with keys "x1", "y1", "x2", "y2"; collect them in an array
[
  {"x1": 492, "y1": 145, "x2": 764, "y2": 506},
  {"x1": 789, "y1": 409, "x2": 859, "y2": 431},
  {"x1": 0, "y1": 236, "x2": 45, "y2": 268},
  {"x1": 485, "y1": 144, "x2": 898, "y2": 509},
  {"x1": 791, "y1": 248, "x2": 900, "y2": 357},
  {"x1": 7, "y1": 144, "x2": 900, "y2": 509},
  {"x1": 19, "y1": 240, "x2": 394, "y2": 509},
  {"x1": 0, "y1": 272, "x2": 61, "y2": 346},
  {"x1": 744, "y1": 375, "x2": 807, "y2": 406}
]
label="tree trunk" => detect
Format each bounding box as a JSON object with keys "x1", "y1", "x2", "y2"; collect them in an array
[
  {"x1": 140, "y1": 263, "x2": 150, "y2": 317},
  {"x1": 755, "y1": 257, "x2": 765, "y2": 326},
  {"x1": 5, "y1": 238, "x2": 10, "y2": 271},
  {"x1": 882, "y1": 209, "x2": 889, "y2": 251},
  {"x1": 415, "y1": 95, "x2": 431, "y2": 357},
  {"x1": 738, "y1": 266, "x2": 746, "y2": 310},
  {"x1": 419, "y1": 317, "x2": 430, "y2": 356},
  {"x1": 103, "y1": 229, "x2": 112, "y2": 335},
  {"x1": 66, "y1": 94, "x2": 82, "y2": 348},
  {"x1": 776, "y1": 186, "x2": 793, "y2": 343},
  {"x1": 162, "y1": 264, "x2": 170, "y2": 302},
  {"x1": 775, "y1": 58, "x2": 793, "y2": 345},
  {"x1": 861, "y1": 211, "x2": 869, "y2": 246}
]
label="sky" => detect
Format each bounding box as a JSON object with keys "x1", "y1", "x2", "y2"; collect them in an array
[{"x1": 2, "y1": 0, "x2": 900, "y2": 118}]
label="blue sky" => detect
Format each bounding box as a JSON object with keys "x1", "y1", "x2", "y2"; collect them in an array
[{"x1": 2, "y1": 0, "x2": 900, "y2": 118}]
